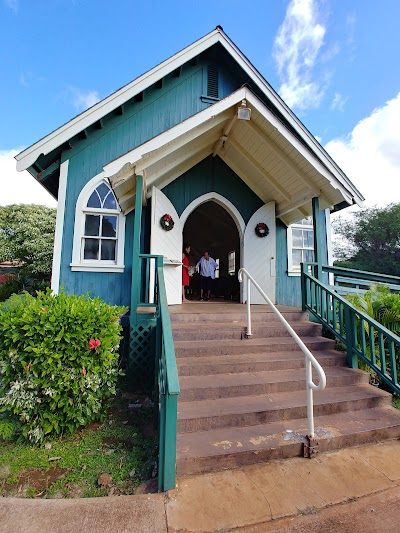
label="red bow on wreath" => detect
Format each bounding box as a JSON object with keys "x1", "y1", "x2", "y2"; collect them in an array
[
  {"x1": 160, "y1": 213, "x2": 175, "y2": 231},
  {"x1": 255, "y1": 222, "x2": 269, "y2": 237}
]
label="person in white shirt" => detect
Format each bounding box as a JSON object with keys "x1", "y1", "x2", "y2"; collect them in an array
[{"x1": 196, "y1": 251, "x2": 218, "y2": 301}]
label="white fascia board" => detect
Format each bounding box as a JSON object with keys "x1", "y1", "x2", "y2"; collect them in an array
[
  {"x1": 244, "y1": 92, "x2": 354, "y2": 206},
  {"x1": 217, "y1": 33, "x2": 364, "y2": 205},
  {"x1": 103, "y1": 88, "x2": 245, "y2": 178},
  {"x1": 15, "y1": 30, "x2": 222, "y2": 172}
]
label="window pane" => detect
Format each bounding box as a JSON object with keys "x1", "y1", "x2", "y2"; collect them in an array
[
  {"x1": 292, "y1": 229, "x2": 303, "y2": 247},
  {"x1": 103, "y1": 191, "x2": 117, "y2": 209},
  {"x1": 84, "y1": 239, "x2": 99, "y2": 260},
  {"x1": 292, "y1": 249, "x2": 302, "y2": 268},
  {"x1": 87, "y1": 190, "x2": 101, "y2": 208},
  {"x1": 304, "y1": 230, "x2": 314, "y2": 248},
  {"x1": 102, "y1": 215, "x2": 117, "y2": 237},
  {"x1": 304, "y1": 249, "x2": 315, "y2": 262},
  {"x1": 85, "y1": 215, "x2": 100, "y2": 236},
  {"x1": 101, "y1": 240, "x2": 116, "y2": 260},
  {"x1": 97, "y1": 183, "x2": 110, "y2": 203}
]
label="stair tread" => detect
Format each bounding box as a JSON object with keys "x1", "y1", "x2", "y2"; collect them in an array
[
  {"x1": 171, "y1": 321, "x2": 315, "y2": 329},
  {"x1": 177, "y1": 349, "x2": 345, "y2": 366},
  {"x1": 177, "y1": 406, "x2": 400, "y2": 460},
  {"x1": 178, "y1": 384, "x2": 390, "y2": 420},
  {"x1": 174, "y1": 336, "x2": 332, "y2": 348},
  {"x1": 179, "y1": 366, "x2": 366, "y2": 390}
]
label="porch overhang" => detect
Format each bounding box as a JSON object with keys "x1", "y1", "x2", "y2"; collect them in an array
[{"x1": 104, "y1": 87, "x2": 364, "y2": 225}]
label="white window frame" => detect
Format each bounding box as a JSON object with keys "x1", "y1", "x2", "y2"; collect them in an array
[
  {"x1": 70, "y1": 173, "x2": 125, "y2": 272},
  {"x1": 228, "y1": 250, "x2": 236, "y2": 276},
  {"x1": 287, "y1": 217, "x2": 314, "y2": 276}
]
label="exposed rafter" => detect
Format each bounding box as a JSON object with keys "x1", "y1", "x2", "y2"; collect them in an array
[
  {"x1": 246, "y1": 119, "x2": 334, "y2": 205},
  {"x1": 146, "y1": 132, "x2": 221, "y2": 187},
  {"x1": 227, "y1": 137, "x2": 291, "y2": 201},
  {"x1": 212, "y1": 115, "x2": 238, "y2": 157},
  {"x1": 146, "y1": 146, "x2": 214, "y2": 200}
]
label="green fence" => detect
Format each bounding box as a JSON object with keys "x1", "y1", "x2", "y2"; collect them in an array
[{"x1": 301, "y1": 263, "x2": 400, "y2": 395}]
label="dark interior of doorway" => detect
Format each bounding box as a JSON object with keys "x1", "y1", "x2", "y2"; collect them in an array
[{"x1": 183, "y1": 201, "x2": 240, "y2": 300}]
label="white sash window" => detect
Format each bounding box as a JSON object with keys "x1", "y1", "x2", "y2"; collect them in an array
[{"x1": 70, "y1": 174, "x2": 125, "y2": 272}]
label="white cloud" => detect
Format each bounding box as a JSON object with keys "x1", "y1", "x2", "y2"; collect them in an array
[
  {"x1": 0, "y1": 150, "x2": 57, "y2": 207},
  {"x1": 325, "y1": 92, "x2": 400, "y2": 208},
  {"x1": 69, "y1": 88, "x2": 100, "y2": 112},
  {"x1": 330, "y1": 92, "x2": 348, "y2": 112},
  {"x1": 273, "y1": 0, "x2": 326, "y2": 110},
  {"x1": 3, "y1": 0, "x2": 17, "y2": 12}
]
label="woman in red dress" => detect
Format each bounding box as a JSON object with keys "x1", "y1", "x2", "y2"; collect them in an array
[{"x1": 182, "y1": 243, "x2": 191, "y2": 302}]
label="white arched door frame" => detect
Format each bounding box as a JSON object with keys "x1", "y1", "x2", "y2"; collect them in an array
[{"x1": 180, "y1": 192, "x2": 246, "y2": 302}]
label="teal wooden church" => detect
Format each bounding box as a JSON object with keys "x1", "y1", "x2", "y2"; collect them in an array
[
  {"x1": 16, "y1": 27, "x2": 363, "y2": 310},
  {"x1": 16, "y1": 28, "x2": 375, "y2": 490}
]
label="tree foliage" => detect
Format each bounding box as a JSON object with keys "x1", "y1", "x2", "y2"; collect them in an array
[
  {"x1": 0, "y1": 204, "x2": 56, "y2": 277},
  {"x1": 333, "y1": 203, "x2": 400, "y2": 276}
]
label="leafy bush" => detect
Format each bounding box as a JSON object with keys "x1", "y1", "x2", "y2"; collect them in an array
[{"x1": 0, "y1": 289, "x2": 127, "y2": 443}]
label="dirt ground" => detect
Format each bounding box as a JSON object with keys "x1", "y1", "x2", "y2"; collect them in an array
[{"x1": 231, "y1": 485, "x2": 400, "y2": 533}]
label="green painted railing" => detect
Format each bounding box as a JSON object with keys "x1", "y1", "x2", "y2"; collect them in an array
[
  {"x1": 138, "y1": 254, "x2": 180, "y2": 492},
  {"x1": 301, "y1": 263, "x2": 400, "y2": 395}
]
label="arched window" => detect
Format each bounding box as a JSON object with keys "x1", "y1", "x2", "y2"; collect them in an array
[{"x1": 71, "y1": 175, "x2": 125, "y2": 272}]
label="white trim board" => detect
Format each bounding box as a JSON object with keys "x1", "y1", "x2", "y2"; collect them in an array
[{"x1": 51, "y1": 159, "x2": 68, "y2": 294}]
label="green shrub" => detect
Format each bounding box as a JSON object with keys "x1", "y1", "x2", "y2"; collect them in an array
[{"x1": 0, "y1": 289, "x2": 127, "y2": 443}]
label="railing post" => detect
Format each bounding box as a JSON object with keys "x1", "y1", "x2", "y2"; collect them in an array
[
  {"x1": 306, "y1": 358, "x2": 314, "y2": 437},
  {"x1": 162, "y1": 393, "x2": 178, "y2": 491},
  {"x1": 344, "y1": 305, "x2": 358, "y2": 368},
  {"x1": 301, "y1": 262, "x2": 307, "y2": 311},
  {"x1": 246, "y1": 276, "x2": 252, "y2": 336}
]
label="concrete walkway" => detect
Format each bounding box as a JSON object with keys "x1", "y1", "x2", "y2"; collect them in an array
[{"x1": 3, "y1": 440, "x2": 400, "y2": 532}]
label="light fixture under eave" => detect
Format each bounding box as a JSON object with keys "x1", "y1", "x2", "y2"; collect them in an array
[{"x1": 237, "y1": 99, "x2": 251, "y2": 120}]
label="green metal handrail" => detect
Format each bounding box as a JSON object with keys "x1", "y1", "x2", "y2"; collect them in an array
[
  {"x1": 301, "y1": 263, "x2": 400, "y2": 395},
  {"x1": 138, "y1": 254, "x2": 180, "y2": 492}
]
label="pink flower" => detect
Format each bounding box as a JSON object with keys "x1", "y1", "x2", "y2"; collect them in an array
[
  {"x1": 82, "y1": 368, "x2": 87, "y2": 375},
  {"x1": 88, "y1": 339, "x2": 101, "y2": 350},
  {"x1": 25, "y1": 363, "x2": 33, "y2": 372}
]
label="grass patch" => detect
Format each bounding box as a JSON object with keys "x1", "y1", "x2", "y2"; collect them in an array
[{"x1": 0, "y1": 392, "x2": 158, "y2": 498}]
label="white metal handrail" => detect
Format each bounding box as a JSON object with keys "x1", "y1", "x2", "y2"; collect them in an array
[{"x1": 238, "y1": 268, "x2": 326, "y2": 437}]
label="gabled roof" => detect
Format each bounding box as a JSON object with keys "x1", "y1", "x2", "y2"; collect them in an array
[
  {"x1": 103, "y1": 86, "x2": 359, "y2": 225},
  {"x1": 15, "y1": 26, "x2": 364, "y2": 210}
]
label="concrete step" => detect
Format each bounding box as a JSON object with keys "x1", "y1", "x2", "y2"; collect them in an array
[
  {"x1": 179, "y1": 366, "x2": 368, "y2": 401},
  {"x1": 170, "y1": 310, "x2": 308, "y2": 324},
  {"x1": 177, "y1": 384, "x2": 391, "y2": 433},
  {"x1": 176, "y1": 406, "x2": 400, "y2": 475},
  {"x1": 172, "y1": 322, "x2": 322, "y2": 341},
  {"x1": 177, "y1": 350, "x2": 347, "y2": 376},
  {"x1": 174, "y1": 336, "x2": 336, "y2": 357}
]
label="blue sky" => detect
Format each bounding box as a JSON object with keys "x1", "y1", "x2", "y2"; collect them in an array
[{"x1": 1, "y1": 0, "x2": 400, "y2": 208}]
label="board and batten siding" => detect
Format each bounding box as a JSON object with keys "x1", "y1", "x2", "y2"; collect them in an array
[{"x1": 57, "y1": 57, "x2": 246, "y2": 306}]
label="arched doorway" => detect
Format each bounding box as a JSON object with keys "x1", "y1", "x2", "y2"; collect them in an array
[{"x1": 182, "y1": 201, "x2": 241, "y2": 301}]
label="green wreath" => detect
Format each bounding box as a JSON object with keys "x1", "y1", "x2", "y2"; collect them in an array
[
  {"x1": 160, "y1": 213, "x2": 174, "y2": 231},
  {"x1": 255, "y1": 222, "x2": 269, "y2": 238}
]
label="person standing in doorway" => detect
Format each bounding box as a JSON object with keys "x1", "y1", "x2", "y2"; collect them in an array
[
  {"x1": 196, "y1": 251, "x2": 218, "y2": 301},
  {"x1": 182, "y1": 244, "x2": 191, "y2": 302}
]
